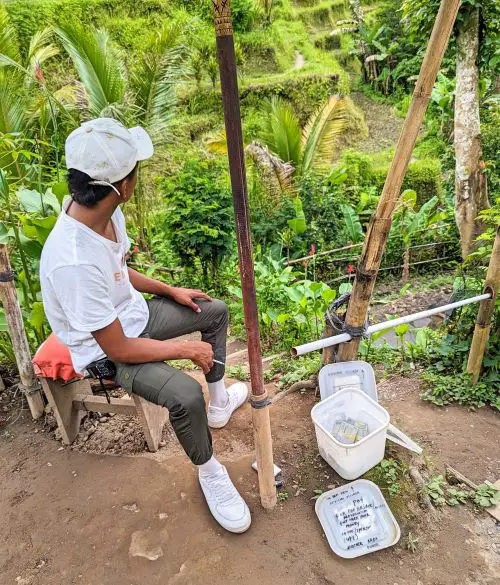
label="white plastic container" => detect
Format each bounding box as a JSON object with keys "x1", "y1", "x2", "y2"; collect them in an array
[
  {"x1": 315, "y1": 479, "x2": 401, "y2": 558},
  {"x1": 311, "y1": 387, "x2": 390, "y2": 480}
]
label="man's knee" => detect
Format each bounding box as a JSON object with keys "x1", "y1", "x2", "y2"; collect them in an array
[
  {"x1": 166, "y1": 376, "x2": 205, "y2": 417},
  {"x1": 210, "y1": 298, "x2": 228, "y2": 319}
]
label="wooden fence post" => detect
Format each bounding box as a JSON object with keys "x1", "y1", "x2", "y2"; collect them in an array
[
  {"x1": 0, "y1": 244, "x2": 44, "y2": 419},
  {"x1": 467, "y1": 226, "x2": 500, "y2": 383},
  {"x1": 337, "y1": 0, "x2": 462, "y2": 362},
  {"x1": 211, "y1": 0, "x2": 277, "y2": 509}
]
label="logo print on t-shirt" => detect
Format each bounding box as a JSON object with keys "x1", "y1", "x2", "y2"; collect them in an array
[{"x1": 114, "y1": 271, "x2": 124, "y2": 283}]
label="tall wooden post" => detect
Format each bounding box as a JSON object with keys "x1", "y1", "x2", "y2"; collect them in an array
[
  {"x1": 467, "y1": 227, "x2": 500, "y2": 383},
  {"x1": 337, "y1": 0, "x2": 462, "y2": 362},
  {"x1": 211, "y1": 0, "x2": 276, "y2": 509},
  {"x1": 0, "y1": 244, "x2": 44, "y2": 419}
]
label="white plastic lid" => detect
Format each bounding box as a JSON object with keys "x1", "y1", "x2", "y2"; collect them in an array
[
  {"x1": 315, "y1": 479, "x2": 400, "y2": 558},
  {"x1": 319, "y1": 361, "x2": 377, "y2": 402}
]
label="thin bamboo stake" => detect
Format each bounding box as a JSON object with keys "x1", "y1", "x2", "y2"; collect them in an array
[
  {"x1": 337, "y1": 0, "x2": 462, "y2": 362},
  {"x1": 212, "y1": 0, "x2": 276, "y2": 509},
  {"x1": 467, "y1": 226, "x2": 500, "y2": 383},
  {"x1": 0, "y1": 245, "x2": 44, "y2": 419},
  {"x1": 286, "y1": 243, "x2": 362, "y2": 265}
]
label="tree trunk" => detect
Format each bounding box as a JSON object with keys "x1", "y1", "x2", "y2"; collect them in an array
[
  {"x1": 336, "y1": 0, "x2": 461, "y2": 362},
  {"x1": 0, "y1": 245, "x2": 44, "y2": 419},
  {"x1": 454, "y1": 8, "x2": 489, "y2": 260}
]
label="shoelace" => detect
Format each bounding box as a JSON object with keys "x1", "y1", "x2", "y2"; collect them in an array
[{"x1": 204, "y1": 471, "x2": 240, "y2": 506}]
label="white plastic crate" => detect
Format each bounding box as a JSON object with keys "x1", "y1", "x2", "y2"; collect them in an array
[{"x1": 311, "y1": 387, "x2": 390, "y2": 480}]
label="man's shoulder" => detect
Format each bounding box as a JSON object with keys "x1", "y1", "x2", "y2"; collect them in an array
[{"x1": 41, "y1": 218, "x2": 105, "y2": 275}]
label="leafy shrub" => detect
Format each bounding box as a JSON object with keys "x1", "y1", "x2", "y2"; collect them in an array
[
  {"x1": 339, "y1": 150, "x2": 375, "y2": 187},
  {"x1": 421, "y1": 373, "x2": 499, "y2": 410},
  {"x1": 373, "y1": 158, "x2": 443, "y2": 206},
  {"x1": 226, "y1": 253, "x2": 336, "y2": 349},
  {"x1": 230, "y1": 0, "x2": 256, "y2": 32},
  {"x1": 160, "y1": 158, "x2": 234, "y2": 286},
  {"x1": 482, "y1": 114, "x2": 500, "y2": 193}
]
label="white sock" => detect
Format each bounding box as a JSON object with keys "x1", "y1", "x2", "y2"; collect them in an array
[
  {"x1": 207, "y1": 379, "x2": 229, "y2": 408},
  {"x1": 199, "y1": 455, "x2": 223, "y2": 476}
]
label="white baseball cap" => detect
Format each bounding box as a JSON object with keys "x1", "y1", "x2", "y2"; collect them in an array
[{"x1": 65, "y1": 118, "x2": 154, "y2": 189}]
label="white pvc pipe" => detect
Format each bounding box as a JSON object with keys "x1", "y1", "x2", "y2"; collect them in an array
[{"x1": 292, "y1": 293, "x2": 491, "y2": 356}]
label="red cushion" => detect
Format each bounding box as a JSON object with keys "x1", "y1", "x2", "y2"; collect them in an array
[{"x1": 33, "y1": 333, "x2": 82, "y2": 382}]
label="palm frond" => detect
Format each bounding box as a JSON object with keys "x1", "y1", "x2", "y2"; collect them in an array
[
  {"x1": 260, "y1": 97, "x2": 302, "y2": 169},
  {"x1": 28, "y1": 84, "x2": 79, "y2": 129},
  {"x1": 0, "y1": 72, "x2": 28, "y2": 134},
  {"x1": 205, "y1": 128, "x2": 228, "y2": 154},
  {"x1": 301, "y1": 95, "x2": 348, "y2": 176},
  {"x1": 133, "y1": 21, "x2": 188, "y2": 146},
  {"x1": 245, "y1": 141, "x2": 295, "y2": 198},
  {"x1": 0, "y1": 7, "x2": 20, "y2": 64},
  {"x1": 55, "y1": 24, "x2": 125, "y2": 118}
]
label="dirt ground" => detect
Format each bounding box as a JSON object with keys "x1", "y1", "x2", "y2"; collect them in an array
[{"x1": 1, "y1": 369, "x2": 499, "y2": 585}]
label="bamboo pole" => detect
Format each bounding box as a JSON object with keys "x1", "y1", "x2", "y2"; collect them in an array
[
  {"x1": 467, "y1": 226, "x2": 500, "y2": 383},
  {"x1": 337, "y1": 0, "x2": 462, "y2": 362},
  {"x1": 0, "y1": 244, "x2": 44, "y2": 419},
  {"x1": 211, "y1": 0, "x2": 276, "y2": 509}
]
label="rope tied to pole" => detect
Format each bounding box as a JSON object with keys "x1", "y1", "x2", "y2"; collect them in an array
[
  {"x1": 325, "y1": 293, "x2": 368, "y2": 340},
  {"x1": 0, "y1": 270, "x2": 16, "y2": 282},
  {"x1": 18, "y1": 379, "x2": 42, "y2": 396}
]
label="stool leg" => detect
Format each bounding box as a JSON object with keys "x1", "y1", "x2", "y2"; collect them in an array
[
  {"x1": 40, "y1": 378, "x2": 93, "y2": 444},
  {"x1": 132, "y1": 394, "x2": 168, "y2": 452}
]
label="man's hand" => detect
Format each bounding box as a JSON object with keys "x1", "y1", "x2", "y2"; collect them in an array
[
  {"x1": 167, "y1": 287, "x2": 212, "y2": 312},
  {"x1": 184, "y1": 340, "x2": 214, "y2": 374}
]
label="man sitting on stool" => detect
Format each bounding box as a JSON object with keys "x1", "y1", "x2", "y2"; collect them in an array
[{"x1": 40, "y1": 118, "x2": 251, "y2": 533}]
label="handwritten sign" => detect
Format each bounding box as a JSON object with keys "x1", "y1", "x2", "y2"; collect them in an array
[{"x1": 324, "y1": 485, "x2": 388, "y2": 552}]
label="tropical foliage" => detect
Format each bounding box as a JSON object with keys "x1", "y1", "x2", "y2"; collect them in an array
[{"x1": 0, "y1": 0, "x2": 498, "y2": 409}]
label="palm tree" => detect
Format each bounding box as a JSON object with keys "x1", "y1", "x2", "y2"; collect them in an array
[
  {"x1": 207, "y1": 94, "x2": 353, "y2": 193},
  {"x1": 0, "y1": 11, "x2": 76, "y2": 177},
  {"x1": 55, "y1": 24, "x2": 126, "y2": 120},
  {"x1": 55, "y1": 21, "x2": 189, "y2": 245}
]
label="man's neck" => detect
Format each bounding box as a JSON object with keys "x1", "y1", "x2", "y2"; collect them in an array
[{"x1": 67, "y1": 197, "x2": 120, "y2": 238}]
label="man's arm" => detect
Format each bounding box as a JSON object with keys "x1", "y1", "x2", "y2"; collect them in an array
[
  {"x1": 128, "y1": 267, "x2": 171, "y2": 296},
  {"x1": 92, "y1": 318, "x2": 214, "y2": 373},
  {"x1": 127, "y1": 267, "x2": 212, "y2": 312}
]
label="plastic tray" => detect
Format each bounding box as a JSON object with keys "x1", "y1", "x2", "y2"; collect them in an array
[{"x1": 315, "y1": 479, "x2": 400, "y2": 558}]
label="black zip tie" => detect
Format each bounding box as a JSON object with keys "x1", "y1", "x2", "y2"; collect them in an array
[
  {"x1": 0, "y1": 270, "x2": 15, "y2": 282},
  {"x1": 250, "y1": 397, "x2": 272, "y2": 409}
]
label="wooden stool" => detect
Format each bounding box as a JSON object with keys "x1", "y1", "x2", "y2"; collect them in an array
[
  {"x1": 40, "y1": 377, "x2": 168, "y2": 452},
  {"x1": 33, "y1": 334, "x2": 168, "y2": 452}
]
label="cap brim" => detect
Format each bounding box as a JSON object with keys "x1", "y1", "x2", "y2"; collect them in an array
[{"x1": 129, "y1": 126, "x2": 154, "y2": 161}]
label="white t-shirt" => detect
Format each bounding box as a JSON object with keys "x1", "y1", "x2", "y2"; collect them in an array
[{"x1": 40, "y1": 200, "x2": 149, "y2": 373}]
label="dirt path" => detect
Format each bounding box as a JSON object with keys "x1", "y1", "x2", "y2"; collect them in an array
[
  {"x1": 349, "y1": 91, "x2": 405, "y2": 153},
  {"x1": 294, "y1": 51, "x2": 305, "y2": 69},
  {"x1": 1, "y1": 373, "x2": 499, "y2": 585}
]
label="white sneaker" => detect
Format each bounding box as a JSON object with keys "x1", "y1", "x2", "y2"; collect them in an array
[
  {"x1": 207, "y1": 382, "x2": 248, "y2": 429},
  {"x1": 199, "y1": 466, "x2": 251, "y2": 533}
]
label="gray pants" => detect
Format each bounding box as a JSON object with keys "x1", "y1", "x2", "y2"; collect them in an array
[{"x1": 115, "y1": 296, "x2": 229, "y2": 465}]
